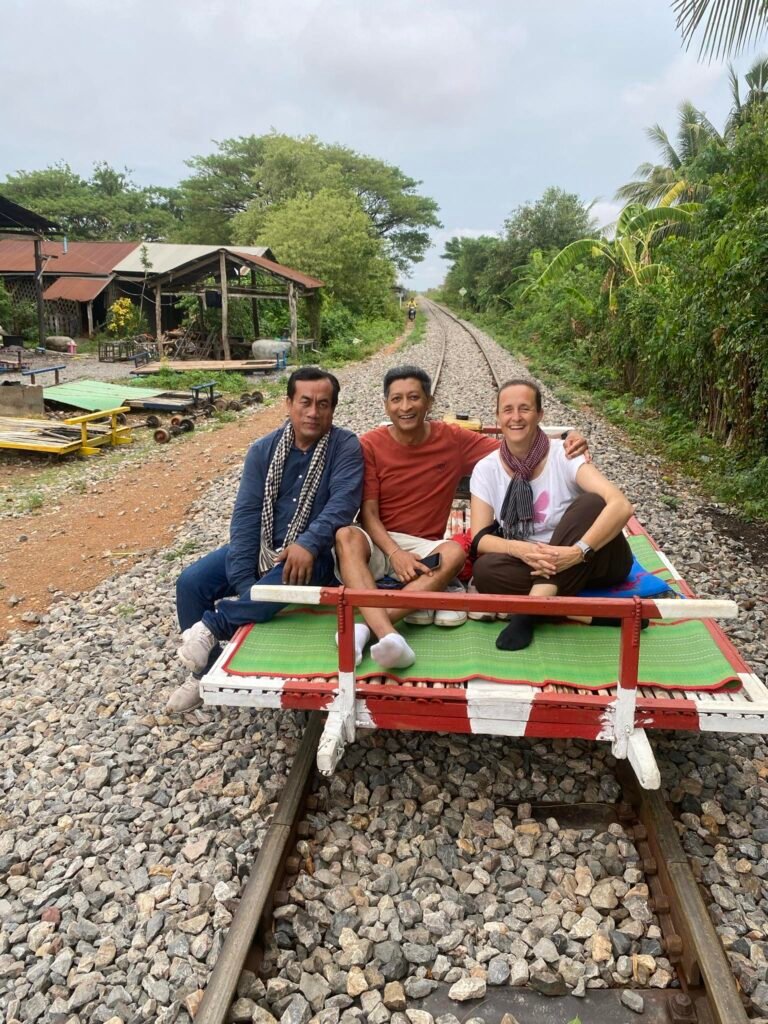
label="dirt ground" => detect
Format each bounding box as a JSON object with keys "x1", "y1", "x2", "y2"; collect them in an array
[{"x1": 0, "y1": 404, "x2": 286, "y2": 641}]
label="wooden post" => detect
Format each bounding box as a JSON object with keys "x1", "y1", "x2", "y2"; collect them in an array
[
  {"x1": 307, "y1": 292, "x2": 321, "y2": 347},
  {"x1": 33, "y1": 237, "x2": 46, "y2": 348},
  {"x1": 154, "y1": 285, "x2": 163, "y2": 356},
  {"x1": 86, "y1": 301, "x2": 94, "y2": 338},
  {"x1": 219, "y1": 250, "x2": 231, "y2": 360},
  {"x1": 250, "y1": 270, "x2": 260, "y2": 339},
  {"x1": 288, "y1": 282, "x2": 298, "y2": 361}
]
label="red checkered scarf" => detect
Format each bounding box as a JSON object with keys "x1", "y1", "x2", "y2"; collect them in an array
[{"x1": 499, "y1": 428, "x2": 550, "y2": 540}]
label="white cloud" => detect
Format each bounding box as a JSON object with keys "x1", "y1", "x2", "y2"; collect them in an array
[
  {"x1": 621, "y1": 54, "x2": 725, "y2": 114},
  {"x1": 300, "y1": 2, "x2": 526, "y2": 124},
  {"x1": 589, "y1": 200, "x2": 623, "y2": 235}
]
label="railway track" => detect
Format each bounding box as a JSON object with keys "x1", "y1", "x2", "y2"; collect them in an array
[
  {"x1": 421, "y1": 298, "x2": 501, "y2": 397},
  {"x1": 192, "y1": 714, "x2": 748, "y2": 1024}
]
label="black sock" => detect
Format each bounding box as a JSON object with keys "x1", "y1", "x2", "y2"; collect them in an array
[{"x1": 496, "y1": 614, "x2": 535, "y2": 651}]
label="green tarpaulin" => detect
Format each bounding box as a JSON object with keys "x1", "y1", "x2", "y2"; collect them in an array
[{"x1": 44, "y1": 380, "x2": 165, "y2": 412}]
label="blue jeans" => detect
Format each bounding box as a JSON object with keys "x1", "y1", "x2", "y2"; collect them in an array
[{"x1": 176, "y1": 545, "x2": 337, "y2": 674}]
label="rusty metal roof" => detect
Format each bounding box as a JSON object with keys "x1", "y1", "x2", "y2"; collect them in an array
[
  {"x1": 43, "y1": 276, "x2": 112, "y2": 302},
  {"x1": 0, "y1": 240, "x2": 139, "y2": 275},
  {"x1": 231, "y1": 250, "x2": 324, "y2": 290}
]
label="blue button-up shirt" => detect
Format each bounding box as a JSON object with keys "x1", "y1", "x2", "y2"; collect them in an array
[{"x1": 225, "y1": 423, "x2": 363, "y2": 594}]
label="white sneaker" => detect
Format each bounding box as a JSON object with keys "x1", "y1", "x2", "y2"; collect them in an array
[
  {"x1": 434, "y1": 609, "x2": 467, "y2": 628},
  {"x1": 403, "y1": 609, "x2": 435, "y2": 626},
  {"x1": 466, "y1": 580, "x2": 496, "y2": 622},
  {"x1": 166, "y1": 676, "x2": 203, "y2": 713},
  {"x1": 178, "y1": 622, "x2": 217, "y2": 674}
]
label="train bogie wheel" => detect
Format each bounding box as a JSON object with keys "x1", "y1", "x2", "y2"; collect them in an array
[
  {"x1": 179, "y1": 418, "x2": 195, "y2": 432},
  {"x1": 146, "y1": 414, "x2": 161, "y2": 429},
  {"x1": 240, "y1": 392, "x2": 253, "y2": 405},
  {"x1": 227, "y1": 400, "x2": 242, "y2": 412},
  {"x1": 251, "y1": 391, "x2": 264, "y2": 403},
  {"x1": 170, "y1": 415, "x2": 182, "y2": 427},
  {"x1": 213, "y1": 398, "x2": 227, "y2": 411},
  {"x1": 154, "y1": 428, "x2": 171, "y2": 444},
  {"x1": 116, "y1": 412, "x2": 128, "y2": 426},
  {"x1": 202, "y1": 406, "x2": 213, "y2": 418}
]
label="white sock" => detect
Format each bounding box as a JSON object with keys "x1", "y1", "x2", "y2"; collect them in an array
[
  {"x1": 371, "y1": 633, "x2": 415, "y2": 670},
  {"x1": 335, "y1": 623, "x2": 371, "y2": 667}
]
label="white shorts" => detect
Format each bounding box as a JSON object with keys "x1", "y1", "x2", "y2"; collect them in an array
[{"x1": 344, "y1": 526, "x2": 444, "y2": 581}]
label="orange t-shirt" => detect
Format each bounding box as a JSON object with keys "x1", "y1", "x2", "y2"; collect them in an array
[{"x1": 361, "y1": 421, "x2": 499, "y2": 540}]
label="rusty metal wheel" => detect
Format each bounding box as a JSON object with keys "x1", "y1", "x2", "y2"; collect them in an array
[
  {"x1": 251, "y1": 390, "x2": 264, "y2": 403},
  {"x1": 145, "y1": 414, "x2": 161, "y2": 429},
  {"x1": 170, "y1": 415, "x2": 182, "y2": 427},
  {"x1": 227, "y1": 400, "x2": 242, "y2": 412},
  {"x1": 179, "y1": 418, "x2": 195, "y2": 432},
  {"x1": 154, "y1": 427, "x2": 171, "y2": 444}
]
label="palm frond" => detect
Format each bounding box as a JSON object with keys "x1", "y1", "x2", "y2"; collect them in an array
[
  {"x1": 672, "y1": 0, "x2": 768, "y2": 61},
  {"x1": 634, "y1": 264, "x2": 665, "y2": 284},
  {"x1": 645, "y1": 124, "x2": 683, "y2": 168},
  {"x1": 518, "y1": 238, "x2": 611, "y2": 302},
  {"x1": 658, "y1": 179, "x2": 690, "y2": 206},
  {"x1": 623, "y1": 204, "x2": 700, "y2": 236}
]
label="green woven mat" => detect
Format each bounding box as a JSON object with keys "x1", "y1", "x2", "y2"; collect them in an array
[
  {"x1": 223, "y1": 610, "x2": 740, "y2": 691},
  {"x1": 628, "y1": 534, "x2": 681, "y2": 592}
]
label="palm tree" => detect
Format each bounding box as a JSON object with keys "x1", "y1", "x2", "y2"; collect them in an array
[
  {"x1": 615, "y1": 102, "x2": 722, "y2": 206},
  {"x1": 672, "y1": 0, "x2": 768, "y2": 60},
  {"x1": 726, "y1": 55, "x2": 768, "y2": 134},
  {"x1": 520, "y1": 204, "x2": 699, "y2": 312}
]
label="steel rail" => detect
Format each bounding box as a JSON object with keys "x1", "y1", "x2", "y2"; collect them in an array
[
  {"x1": 621, "y1": 766, "x2": 749, "y2": 1024},
  {"x1": 423, "y1": 298, "x2": 502, "y2": 392},
  {"x1": 194, "y1": 712, "x2": 322, "y2": 1024}
]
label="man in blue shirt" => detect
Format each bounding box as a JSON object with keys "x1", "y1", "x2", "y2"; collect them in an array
[{"x1": 166, "y1": 366, "x2": 364, "y2": 713}]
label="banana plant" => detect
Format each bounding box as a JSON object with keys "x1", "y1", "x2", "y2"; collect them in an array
[{"x1": 520, "y1": 204, "x2": 699, "y2": 312}]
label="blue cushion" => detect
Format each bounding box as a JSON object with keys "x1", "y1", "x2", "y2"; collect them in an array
[{"x1": 579, "y1": 556, "x2": 674, "y2": 599}]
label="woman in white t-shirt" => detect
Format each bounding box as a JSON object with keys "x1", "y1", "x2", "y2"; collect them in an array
[{"x1": 469, "y1": 378, "x2": 634, "y2": 651}]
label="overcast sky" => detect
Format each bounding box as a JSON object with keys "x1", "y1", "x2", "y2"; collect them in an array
[{"x1": 1, "y1": 0, "x2": 763, "y2": 289}]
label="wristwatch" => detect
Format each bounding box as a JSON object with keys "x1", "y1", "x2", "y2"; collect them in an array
[{"x1": 575, "y1": 539, "x2": 594, "y2": 563}]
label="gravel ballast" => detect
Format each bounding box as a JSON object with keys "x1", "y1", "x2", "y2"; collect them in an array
[{"x1": 1, "y1": 307, "x2": 767, "y2": 1022}]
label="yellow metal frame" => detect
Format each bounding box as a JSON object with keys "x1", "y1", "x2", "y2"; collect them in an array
[{"x1": 63, "y1": 406, "x2": 133, "y2": 456}]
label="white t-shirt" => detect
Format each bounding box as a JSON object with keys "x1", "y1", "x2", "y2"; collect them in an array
[{"x1": 470, "y1": 441, "x2": 586, "y2": 543}]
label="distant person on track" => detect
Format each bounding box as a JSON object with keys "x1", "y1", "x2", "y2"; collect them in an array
[
  {"x1": 334, "y1": 365, "x2": 589, "y2": 670},
  {"x1": 166, "y1": 367, "x2": 363, "y2": 713},
  {"x1": 407, "y1": 299, "x2": 417, "y2": 321},
  {"x1": 470, "y1": 378, "x2": 634, "y2": 652}
]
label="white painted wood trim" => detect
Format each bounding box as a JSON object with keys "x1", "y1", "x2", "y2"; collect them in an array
[
  {"x1": 652, "y1": 598, "x2": 738, "y2": 619},
  {"x1": 249, "y1": 584, "x2": 323, "y2": 604},
  {"x1": 317, "y1": 711, "x2": 347, "y2": 776},
  {"x1": 612, "y1": 684, "x2": 637, "y2": 758},
  {"x1": 627, "y1": 729, "x2": 661, "y2": 789},
  {"x1": 652, "y1": 547, "x2": 683, "y2": 581}
]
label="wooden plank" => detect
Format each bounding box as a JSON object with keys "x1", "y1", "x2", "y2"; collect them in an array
[{"x1": 132, "y1": 359, "x2": 277, "y2": 374}]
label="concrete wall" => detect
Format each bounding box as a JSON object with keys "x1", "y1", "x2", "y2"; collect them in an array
[{"x1": 0, "y1": 382, "x2": 44, "y2": 417}]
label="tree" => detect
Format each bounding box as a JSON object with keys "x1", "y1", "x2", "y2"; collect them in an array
[
  {"x1": 0, "y1": 162, "x2": 181, "y2": 240},
  {"x1": 503, "y1": 187, "x2": 597, "y2": 256},
  {"x1": 440, "y1": 235, "x2": 500, "y2": 309},
  {"x1": 240, "y1": 189, "x2": 395, "y2": 315},
  {"x1": 521, "y1": 204, "x2": 699, "y2": 311},
  {"x1": 178, "y1": 133, "x2": 441, "y2": 269},
  {"x1": 615, "y1": 101, "x2": 723, "y2": 206},
  {"x1": 672, "y1": 0, "x2": 768, "y2": 60}
]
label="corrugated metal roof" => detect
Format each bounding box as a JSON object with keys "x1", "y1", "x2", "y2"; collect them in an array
[
  {"x1": 112, "y1": 243, "x2": 272, "y2": 276},
  {"x1": 0, "y1": 240, "x2": 139, "y2": 275},
  {"x1": 43, "y1": 276, "x2": 111, "y2": 302},
  {"x1": 231, "y1": 250, "x2": 324, "y2": 290},
  {"x1": 44, "y1": 380, "x2": 165, "y2": 412}
]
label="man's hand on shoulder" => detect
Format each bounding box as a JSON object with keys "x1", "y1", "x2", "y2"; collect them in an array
[
  {"x1": 563, "y1": 431, "x2": 591, "y2": 463},
  {"x1": 277, "y1": 543, "x2": 315, "y2": 585}
]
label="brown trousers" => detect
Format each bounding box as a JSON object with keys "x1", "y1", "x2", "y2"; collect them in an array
[{"x1": 472, "y1": 493, "x2": 633, "y2": 596}]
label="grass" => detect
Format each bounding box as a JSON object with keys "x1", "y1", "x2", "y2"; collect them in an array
[
  {"x1": 121, "y1": 368, "x2": 252, "y2": 395},
  {"x1": 20, "y1": 492, "x2": 44, "y2": 512},
  {"x1": 467, "y1": 310, "x2": 768, "y2": 522},
  {"x1": 404, "y1": 310, "x2": 427, "y2": 347},
  {"x1": 315, "y1": 314, "x2": 406, "y2": 368},
  {"x1": 163, "y1": 539, "x2": 200, "y2": 562}
]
